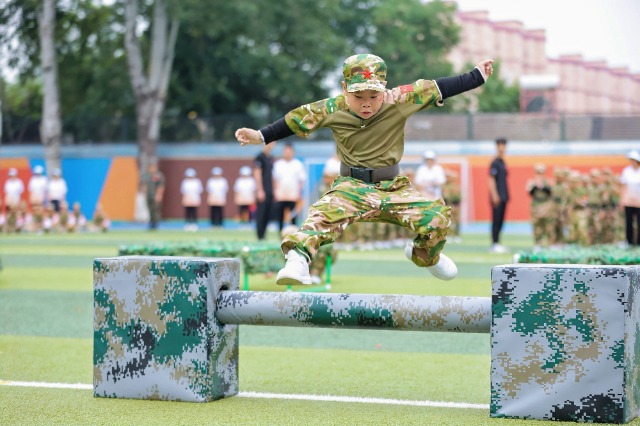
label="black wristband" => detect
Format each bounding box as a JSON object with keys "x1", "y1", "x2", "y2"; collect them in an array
[
  {"x1": 259, "y1": 117, "x2": 294, "y2": 144},
  {"x1": 435, "y1": 68, "x2": 485, "y2": 100}
]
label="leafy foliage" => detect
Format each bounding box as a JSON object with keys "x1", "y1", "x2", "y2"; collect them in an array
[
  {"x1": 448, "y1": 61, "x2": 520, "y2": 113},
  {"x1": 368, "y1": 0, "x2": 459, "y2": 86},
  {"x1": 0, "y1": 0, "x2": 515, "y2": 143},
  {"x1": 476, "y1": 62, "x2": 520, "y2": 112}
]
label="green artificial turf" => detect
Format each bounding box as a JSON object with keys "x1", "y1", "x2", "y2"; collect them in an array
[
  {"x1": 1, "y1": 229, "x2": 638, "y2": 425},
  {"x1": 1, "y1": 386, "x2": 539, "y2": 426}
]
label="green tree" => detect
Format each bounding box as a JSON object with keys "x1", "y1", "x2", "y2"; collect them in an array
[
  {"x1": 368, "y1": 0, "x2": 459, "y2": 87},
  {"x1": 57, "y1": 1, "x2": 133, "y2": 142},
  {"x1": 447, "y1": 61, "x2": 520, "y2": 113},
  {"x1": 1, "y1": 0, "x2": 471, "y2": 144},
  {"x1": 0, "y1": 77, "x2": 43, "y2": 143},
  {"x1": 164, "y1": 0, "x2": 362, "y2": 140},
  {"x1": 476, "y1": 62, "x2": 520, "y2": 112},
  {"x1": 0, "y1": 0, "x2": 134, "y2": 143}
]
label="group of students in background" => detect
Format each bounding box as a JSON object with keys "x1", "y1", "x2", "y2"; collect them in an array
[
  {"x1": 173, "y1": 165, "x2": 258, "y2": 232},
  {"x1": 1, "y1": 166, "x2": 110, "y2": 234},
  {"x1": 8, "y1": 145, "x2": 637, "y2": 247},
  {"x1": 527, "y1": 150, "x2": 640, "y2": 250},
  {"x1": 172, "y1": 142, "x2": 307, "y2": 233}
]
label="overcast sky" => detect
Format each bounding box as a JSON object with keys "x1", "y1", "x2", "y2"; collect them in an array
[{"x1": 452, "y1": 0, "x2": 640, "y2": 73}]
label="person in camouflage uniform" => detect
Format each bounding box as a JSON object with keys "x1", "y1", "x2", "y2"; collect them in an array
[
  {"x1": 566, "y1": 171, "x2": 590, "y2": 246},
  {"x1": 602, "y1": 168, "x2": 624, "y2": 244},
  {"x1": 236, "y1": 53, "x2": 494, "y2": 285},
  {"x1": 57, "y1": 200, "x2": 70, "y2": 232},
  {"x1": 140, "y1": 162, "x2": 165, "y2": 231},
  {"x1": 586, "y1": 169, "x2": 607, "y2": 245},
  {"x1": 442, "y1": 168, "x2": 462, "y2": 242},
  {"x1": 549, "y1": 167, "x2": 569, "y2": 246},
  {"x1": 526, "y1": 163, "x2": 554, "y2": 249},
  {"x1": 91, "y1": 202, "x2": 111, "y2": 233}
]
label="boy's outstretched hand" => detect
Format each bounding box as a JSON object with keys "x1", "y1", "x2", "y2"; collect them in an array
[
  {"x1": 477, "y1": 59, "x2": 494, "y2": 80},
  {"x1": 235, "y1": 128, "x2": 263, "y2": 146}
]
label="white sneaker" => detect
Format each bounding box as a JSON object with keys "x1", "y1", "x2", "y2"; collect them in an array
[
  {"x1": 276, "y1": 250, "x2": 312, "y2": 285},
  {"x1": 491, "y1": 244, "x2": 508, "y2": 254},
  {"x1": 310, "y1": 275, "x2": 322, "y2": 285},
  {"x1": 405, "y1": 242, "x2": 458, "y2": 281},
  {"x1": 427, "y1": 254, "x2": 458, "y2": 281}
]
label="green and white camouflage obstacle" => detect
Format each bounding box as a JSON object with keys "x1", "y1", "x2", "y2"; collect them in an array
[
  {"x1": 93, "y1": 256, "x2": 240, "y2": 402},
  {"x1": 491, "y1": 264, "x2": 640, "y2": 423},
  {"x1": 93, "y1": 256, "x2": 489, "y2": 402},
  {"x1": 93, "y1": 257, "x2": 639, "y2": 423}
]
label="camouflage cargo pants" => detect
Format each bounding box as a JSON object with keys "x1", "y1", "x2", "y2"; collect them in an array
[{"x1": 281, "y1": 176, "x2": 451, "y2": 267}]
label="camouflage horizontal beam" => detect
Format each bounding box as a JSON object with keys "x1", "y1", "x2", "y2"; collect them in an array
[{"x1": 217, "y1": 291, "x2": 491, "y2": 333}]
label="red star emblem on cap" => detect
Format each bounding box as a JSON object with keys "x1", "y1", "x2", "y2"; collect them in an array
[{"x1": 361, "y1": 69, "x2": 373, "y2": 79}]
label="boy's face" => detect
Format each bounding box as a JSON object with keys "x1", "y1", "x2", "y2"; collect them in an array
[{"x1": 342, "y1": 82, "x2": 384, "y2": 120}]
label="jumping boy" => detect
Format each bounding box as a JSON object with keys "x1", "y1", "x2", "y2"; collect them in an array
[{"x1": 236, "y1": 53, "x2": 494, "y2": 285}]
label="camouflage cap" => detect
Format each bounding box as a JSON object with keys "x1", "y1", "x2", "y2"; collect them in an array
[{"x1": 342, "y1": 54, "x2": 387, "y2": 92}]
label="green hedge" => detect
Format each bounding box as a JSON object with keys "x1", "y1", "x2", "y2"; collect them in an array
[
  {"x1": 515, "y1": 244, "x2": 640, "y2": 265},
  {"x1": 118, "y1": 241, "x2": 284, "y2": 274}
]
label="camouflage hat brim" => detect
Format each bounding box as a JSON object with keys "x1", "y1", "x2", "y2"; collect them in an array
[{"x1": 346, "y1": 81, "x2": 387, "y2": 92}]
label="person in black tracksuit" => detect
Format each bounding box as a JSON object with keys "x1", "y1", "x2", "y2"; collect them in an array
[
  {"x1": 488, "y1": 138, "x2": 509, "y2": 253},
  {"x1": 254, "y1": 142, "x2": 276, "y2": 240}
]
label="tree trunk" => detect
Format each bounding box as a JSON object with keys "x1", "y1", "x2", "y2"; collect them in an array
[
  {"x1": 124, "y1": 0, "x2": 179, "y2": 176},
  {"x1": 38, "y1": 0, "x2": 62, "y2": 175}
]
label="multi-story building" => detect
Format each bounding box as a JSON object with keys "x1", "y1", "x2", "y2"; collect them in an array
[{"x1": 448, "y1": 9, "x2": 640, "y2": 114}]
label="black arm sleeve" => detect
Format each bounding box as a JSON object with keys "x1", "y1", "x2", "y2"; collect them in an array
[
  {"x1": 259, "y1": 117, "x2": 294, "y2": 144},
  {"x1": 435, "y1": 68, "x2": 485, "y2": 100}
]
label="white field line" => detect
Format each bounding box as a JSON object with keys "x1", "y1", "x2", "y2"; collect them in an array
[{"x1": 0, "y1": 380, "x2": 488, "y2": 410}]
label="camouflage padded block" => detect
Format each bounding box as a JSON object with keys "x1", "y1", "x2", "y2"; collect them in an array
[
  {"x1": 94, "y1": 256, "x2": 240, "y2": 402},
  {"x1": 491, "y1": 264, "x2": 640, "y2": 423}
]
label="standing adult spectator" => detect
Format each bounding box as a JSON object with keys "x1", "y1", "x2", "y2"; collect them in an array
[
  {"x1": 620, "y1": 150, "x2": 640, "y2": 246},
  {"x1": 28, "y1": 165, "x2": 48, "y2": 209},
  {"x1": 206, "y1": 167, "x2": 229, "y2": 227},
  {"x1": 273, "y1": 143, "x2": 307, "y2": 231},
  {"x1": 234, "y1": 166, "x2": 257, "y2": 223},
  {"x1": 254, "y1": 142, "x2": 276, "y2": 240},
  {"x1": 488, "y1": 138, "x2": 509, "y2": 253},
  {"x1": 526, "y1": 163, "x2": 553, "y2": 250},
  {"x1": 3, "y1": 168, "x2": 25, "y2": 212},
  {"x1": 47, "y1": 168, "x2": 68, "y2": 213},
  {"x1": 414, "y1": 150, "x2": 446, "y2": 200},
  {"x1": 180, "y1": 168, "x2": 203, "y2": 232},
  {"x1": 140, "y1": 162, "x2": 165, "y2": 230}
]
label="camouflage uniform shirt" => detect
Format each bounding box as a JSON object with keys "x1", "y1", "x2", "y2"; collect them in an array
[{"x1": 285, "y1": 80, "x2": 443, "y2": 168}]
